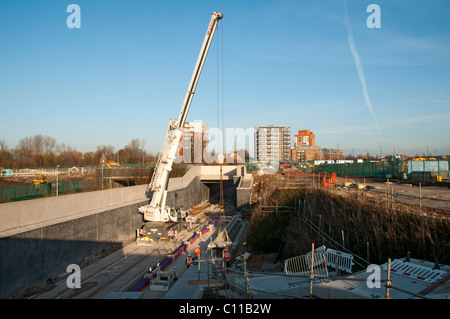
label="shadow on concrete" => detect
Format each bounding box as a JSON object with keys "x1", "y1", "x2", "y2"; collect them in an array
[
  {"x1": 204, "y1": 180, "x2": 236, "y2": 205},
  {"x1": 0, "y1": 236, "x2": 130, "y2": 299},
  {"x1": 0, "y1": 200, "x2": 147, "y2": 299}
]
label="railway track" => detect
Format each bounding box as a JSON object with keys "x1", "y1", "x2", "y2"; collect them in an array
[
  {"x1": 29, "y1": 196, "x2": 249, "y2": 300},
  {"x1": 32, "y1": 217, "x2": 212, "y2": 299}
]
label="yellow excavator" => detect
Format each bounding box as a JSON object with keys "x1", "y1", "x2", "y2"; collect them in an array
[
  {"x1": 100, "y1": 153, "x2": 121, "y2": 168},
  {"x1": 105, "y1": 161, "x2": 120, "y2": 169},
  {"x1": 33, "y1": 174, "x2": 50, "y2": 185}
]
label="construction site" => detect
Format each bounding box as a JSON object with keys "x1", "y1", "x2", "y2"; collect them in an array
[
  {"x1": 1, "y1": 165, "x2": 449, "y2": 300},
  {"x1": 1, "y1": 10, "x2": 449, "y2": 305}
]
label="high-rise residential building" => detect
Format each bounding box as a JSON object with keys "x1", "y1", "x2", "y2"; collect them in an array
[
  {"x1": 255, "y1": 125, "x2": 291, "y2": 162},
  {"x1": 177, "y1": 121, "x2": 208, "y2": 163},
  {"x1": 294, "y1": 130, "x2": 315, "y2": 147}
]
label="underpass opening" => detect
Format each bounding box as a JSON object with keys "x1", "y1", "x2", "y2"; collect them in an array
[{"x1": 203, "y1": 180, "x2": 236, "y2": 209}]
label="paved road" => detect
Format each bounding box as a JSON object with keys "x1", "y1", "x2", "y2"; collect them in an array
[{"x1": 337, "y1": 176, "x2": 450, "y2": 213}]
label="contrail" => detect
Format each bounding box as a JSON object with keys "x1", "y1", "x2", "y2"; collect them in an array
[{"x1": 343, "y1": 0, "x2": 381, "y2": 134}]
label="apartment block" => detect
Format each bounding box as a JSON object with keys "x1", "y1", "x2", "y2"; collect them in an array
[
  {"x1": 255, "y1": 125, "x2": 291, "y2": 162},
  {"x1": 178, "y1": 121, "x2": 208, "y2": 163},
  {"x1": 294, "y1": 130, "x2": 315, "y2": 147}
]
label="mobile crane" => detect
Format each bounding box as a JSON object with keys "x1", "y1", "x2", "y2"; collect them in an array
[{"x1": 138, "y1": 12, "x2": 223, "y2": 226}]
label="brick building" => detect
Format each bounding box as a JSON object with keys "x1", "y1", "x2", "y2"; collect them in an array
[
  {"x1": 290, "y1": 146, "x2": 323, "y2": 162},
  {"x1": 323, "y1": 148, "x2": 342, "y2": 160},
  {"x1": 294, "y1": 130, "x2": 315, "y2": 147}
]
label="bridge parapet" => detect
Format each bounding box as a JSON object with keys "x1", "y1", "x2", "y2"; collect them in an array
[{"x1": 0, "y1": 185, "x2": 148, "y2": 237}]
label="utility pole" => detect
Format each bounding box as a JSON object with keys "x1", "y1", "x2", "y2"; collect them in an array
[
  {"x1": 385, "y1": 258, "x2": 392, "y2": 299},
  {"x1": 309, "y1": 243, "x2": 315, "y2": 298}
]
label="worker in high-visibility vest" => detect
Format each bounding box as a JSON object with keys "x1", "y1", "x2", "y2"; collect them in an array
[
  {"x1": 185, "y1": 254, "x2": 193, "y2": 268},
  {"x1": 194, "y1": 246, "x2": 200, "y2": 258},
  {"x1": 223, "y1": 247, "x2": 231, "y2": 268}
]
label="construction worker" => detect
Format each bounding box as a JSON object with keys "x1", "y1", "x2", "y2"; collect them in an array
[
  {"x1": 223, "y1": 247, "x2": 231, "y2": 268},
  {"x1": 194, "y1": 246, "x2": 200, "y2": 259},
  {"x1": 185, "y1": 254, "x2": 193, "y2": 268}
]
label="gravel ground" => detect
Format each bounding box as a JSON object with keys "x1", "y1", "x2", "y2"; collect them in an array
[{"x1": 334, "y1": 176, "x2": 450, "y2": 213}]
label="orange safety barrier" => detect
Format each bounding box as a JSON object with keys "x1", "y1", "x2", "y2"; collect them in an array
[{"x1": 321, "y1": 172, "x2": 336, "y2": 187}]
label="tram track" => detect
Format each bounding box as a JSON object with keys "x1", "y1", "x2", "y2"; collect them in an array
[{"x1": 32, "y1": 214, "x2": 212, "y2": 299}]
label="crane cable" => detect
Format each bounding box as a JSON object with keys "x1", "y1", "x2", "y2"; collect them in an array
[
  {"x1": 216, "y1": 22, "x2": 225, "y2": 156},
  {"x1": 216, "y1": 21, "x2": 230, "y2": 245}
]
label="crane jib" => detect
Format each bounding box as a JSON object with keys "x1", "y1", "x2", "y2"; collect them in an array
[
  {"x1": 207, "y1": 12, "x2": 223, "y2": 35},
  {"x1": 142, "y1": 12, "x2": 223, "y2": 223},
  {"x1": 177, "y1": 12, "x2": 222, "y2": 126}
]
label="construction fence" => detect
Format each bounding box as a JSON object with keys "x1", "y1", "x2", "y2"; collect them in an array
[
  {"x1": 314, "y1": 161, "x2": 405, "y2": 179},
  {"x1": 313, "y1": 160, "x2": 450, "y2": 181},
  {"x1": 0, "y1": 181, "x2": 86, "y2": 203},
  {"x1": 408, "y1": 160, "x2": 450, "y2": 181}
]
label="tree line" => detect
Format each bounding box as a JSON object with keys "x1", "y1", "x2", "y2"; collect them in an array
[{"x1": 0, "y1": 135, "x2": 156, "y2": 169}]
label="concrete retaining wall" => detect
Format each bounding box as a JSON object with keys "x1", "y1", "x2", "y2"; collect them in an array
[
  {"x1": 0, "y1": 200, "x2": 146, "y2": 298},
  {"x1": 0, "y1": 166, "x2": 247, "y2": 298},
  {"x1": 0, "y1": 185, "x2": 148, "y2": 237},
  {"x1": 236, "y1": 175, "x2": 253, "y2": 208},
  {"x1": 166, "y1": 175, "x2": 210, "y2": 210},
  {"x1": 0, "y1": 173, "x2": 211, "y2": 298}
]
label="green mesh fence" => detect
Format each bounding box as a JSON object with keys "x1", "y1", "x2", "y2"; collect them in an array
[
  {"x1": 0, "y1": 183, "x2": 52, "y2": 202},
  {"x1": 55, "y1": 181, "x2": 85, "y2": 195},
  {"x1": 0, "y1": 181, "x2": 87, "y2": 203},
  {"x1": 313, "y1": 160, "x2": 408, "y2": 179},
  {"x1": 245, "y1": 163, "x2": 259, "y2": 172}
]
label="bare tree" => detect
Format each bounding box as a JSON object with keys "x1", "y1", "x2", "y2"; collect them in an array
[
  {"x1": 0, "y1": 139, "x2": 14, "y2": 167},
  {"x1": 0, "y1": 139, "x2": 7, "y2": 152},
  {"x1": 32, "y1": 134, "x2": 44, "y2": 153},
  {"x1": 96, "y1": 145, "x2": 115, "y2": 163},
  {"x1": 15, "y1": 136, "x2": 34, "y2": 166},
  {"x1": 43, "y1": 136, "x2": 56, "y2": 154},
  {"x1": 120, "y1": 139, "x2": 146, "y2": 164},
  {"x1": 56, "y1": 143, "x2": 81, "y2": 167}
]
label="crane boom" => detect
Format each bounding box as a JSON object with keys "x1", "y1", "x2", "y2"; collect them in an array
[{"x1": 138, "y1": 12, "x2": 223, "y2": 223}]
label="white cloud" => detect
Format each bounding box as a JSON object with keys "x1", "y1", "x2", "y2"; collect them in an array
[
  {"x1": 398, "y1": 112, "x2": 450, "y2": 124},
  {"x1": 343, "y1": 0, "x2": 381, "y2": 134}
]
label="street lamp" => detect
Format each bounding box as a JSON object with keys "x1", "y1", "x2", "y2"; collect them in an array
[{"x1": 56, "y1": 165, "x2": 60, "y2": 196}]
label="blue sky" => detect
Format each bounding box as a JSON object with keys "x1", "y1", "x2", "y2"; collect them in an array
[{"x1": 1, "y1": 0, "x2": 449, "y2": 157}]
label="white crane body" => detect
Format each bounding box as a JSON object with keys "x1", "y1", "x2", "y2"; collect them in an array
[{"x1": 138, "y1": 12, "x2": 223, "y2": 223}]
